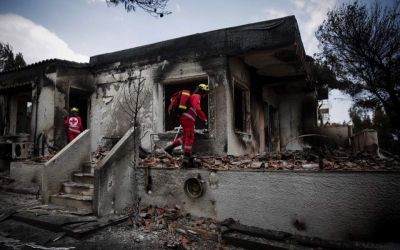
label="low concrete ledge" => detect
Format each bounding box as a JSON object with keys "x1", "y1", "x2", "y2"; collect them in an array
[
  {"x1": 93, "y1": 128, "x2": 135, "y2": 217},
  {"x1": 10, "y1": 162, "x2": 44, "y2": 189},
  {"x1": 138, "y1": 168, "x2": 400, "y2": 243}
]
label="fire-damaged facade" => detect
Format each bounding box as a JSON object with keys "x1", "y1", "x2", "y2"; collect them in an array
[
  {"x1": 0, "y1": 59, "x2": 94, "y2": 162},
  {"x1": 89, "y1": 15, "x2": 313, "y2": 155},
  {"x1": 1, "y1": 16, "x2": 399, "y2": 244},
  {"x1": 0, "y1": 16, "x2": 313, "y2": 159}
]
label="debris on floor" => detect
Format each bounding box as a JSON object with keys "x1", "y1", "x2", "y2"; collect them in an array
[
  {"x1": 124, "y1": 204, "x2": 226, "y2": 249},
  {"x1": 25, "y1": 154, "x2": 56, "y2": 163},
  {"x1": 140, "y1": 147, "x2": 400, "y2": 171}
]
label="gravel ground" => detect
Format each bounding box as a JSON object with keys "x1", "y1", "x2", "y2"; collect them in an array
[
  {"x1": 3, "y1": 190, "x2": 398, "y2": 250},
  {"x1": 0, "y1": 190, "x2": 241, "y2": 250}
]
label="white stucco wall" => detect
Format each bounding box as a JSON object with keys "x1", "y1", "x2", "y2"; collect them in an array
[
  {"x1": 137, "y1": 169, "x2": 400, "y2": 242},
  {"x1": 36, "y1": 87, "x2": 56, "y2": 143}
]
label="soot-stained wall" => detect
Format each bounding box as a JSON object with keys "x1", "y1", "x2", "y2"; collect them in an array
[
  {"x1": 55, "y1": 67, "x2": 95, "y2": 149},
  {"x1": 89, "y1": 16, "x2": 308, "y2": 155},
  {"x1": 279, "y1": 92, "x2": 317, "y2": 150},
  {"x1": 137, "y1": 169, "x2": 400, "y2": 243},
  {"x1": 91, "y1": 57, "x2": 229, "y2": 155}
]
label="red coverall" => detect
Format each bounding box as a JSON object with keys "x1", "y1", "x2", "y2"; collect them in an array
[
  {"x1": 171, "y1": 93, "x2": 206, "y2": 154},
  {"x1": 65, "y1": 116, "x2": 83, "y2": 142}
]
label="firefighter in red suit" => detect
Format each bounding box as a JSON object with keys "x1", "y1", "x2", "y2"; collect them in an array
[
  {"x1": 65, "y1": 107, "x2": 83, "y2": 142},
  {"x1": 164, "y1": 84, "x2": 209, "y2": 167}
]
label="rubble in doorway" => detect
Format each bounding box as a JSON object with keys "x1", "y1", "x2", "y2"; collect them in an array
[
  {"x1": 140, "y1": 147, "x2": 400, "y2": 171},
  {"x1": 125, "y1": 204, "x2": 223, "y2": 249}
]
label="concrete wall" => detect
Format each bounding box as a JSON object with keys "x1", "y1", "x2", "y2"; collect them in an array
[
  {"x1": 136, "y1": 168, "x2": 400, "y2": 242},
  {"x1": 317, "y1": 126, "x2": 352, "y2": 149},
  {"x1": 93, "y1": 128, "x2": 135, "y2": 217},
  {"x1": 352, "y1": 129, "x2": 379, "y2": 152},
  {"x1": 10, "y1": 162, "x2": 43, "y2": 189},
  {"x1": 0, "y1": 159, "x2": 10, "y2": 172},
  {"x1": 42, "y1": 129, "x2": 91, "y2": 203}
]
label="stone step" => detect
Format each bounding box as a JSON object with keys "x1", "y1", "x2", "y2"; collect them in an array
[
  {"x1": 50, "y1": 193, "x2": 93, "y2": 211},
  {"x1": 72, "y1": 172, "x2": 94, "y2": 184},
  {"x1": 82, "y1": 161, "x2": 97, "y2": 174},
  {"x1": 63, "y1": 181, "x2": 94, "y2": 196}
]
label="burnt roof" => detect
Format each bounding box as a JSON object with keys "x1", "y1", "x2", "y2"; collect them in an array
[
  {"x1": 0, "y1": 59, "x2": 89, "y2": 76},
  {"x1": 90, "y1": 15, "x2": 304, "y2": 66}
]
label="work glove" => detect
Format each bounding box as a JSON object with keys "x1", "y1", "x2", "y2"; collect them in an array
[{"x1": 204, "y1": 120, "x2": 208, "y2": 126}]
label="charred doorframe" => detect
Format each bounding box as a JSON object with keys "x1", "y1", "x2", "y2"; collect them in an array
[
  {"x1": 68, "y1": 87, "x2": 91, "y2": 130},
  {"x1": 232, "y1": 78, "x2": 250, "y2": 134},
  {"x1": 161, "y1": 75, "x2": 209, "y2": 132}
]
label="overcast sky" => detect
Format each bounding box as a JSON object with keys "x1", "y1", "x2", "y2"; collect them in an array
[{"x1": 0, "y1": 0, "x2": 384, "y2": 123}]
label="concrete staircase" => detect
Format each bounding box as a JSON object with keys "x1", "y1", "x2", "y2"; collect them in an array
[{"x1": 50, "y1": 161, "x2": 95, "y2": 211}]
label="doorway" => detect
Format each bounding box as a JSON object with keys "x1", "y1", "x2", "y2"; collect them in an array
[{"x1": 69, "y1": 88, "x2": 91, "y2": 130}]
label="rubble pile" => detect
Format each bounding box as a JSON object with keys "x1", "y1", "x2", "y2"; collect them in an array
[
  {"x1": 140, "y1": 147, "x2": 400, "y2": 171},
  {"x1": 126, "y1": 204, "x2": 221, "y2": 249},
  {"x1": 91, "y1": 147, "x2": 109, "y2": 164},
  {"x1": 25, "y1": 154, "x2": 56, "y2": 163}
]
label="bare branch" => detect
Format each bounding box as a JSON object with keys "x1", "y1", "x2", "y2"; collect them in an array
[{"x1": 106, "y1": 0, "x2": 171, "y2": 18}]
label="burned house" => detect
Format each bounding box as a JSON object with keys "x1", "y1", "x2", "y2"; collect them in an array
[
  {"x1": 89, "y1": 15, "x2": 313, "y2": 155},
  {"x1": 0, "y1": 16, "x2": 399, "y2": 243},
  {"x1": 0, "y1": 16, "x2": 315, "y2": 161},
  {"x1": 0, "y1": 59, "x2": 93, "y2": 164}
]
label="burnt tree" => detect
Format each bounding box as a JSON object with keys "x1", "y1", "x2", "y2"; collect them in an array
[
  {"x1": 119, "y1": 69, "x2": 150, "y2": 226},
  {"x1": 315, "y1": 0, "x2": 400, "y2": 130},
  {"x1": 106, "y1": 0, "x2": 171, "y2": 18},
  {"x1": 0, "y1": 41, "x2": 26, "y2": 72}
]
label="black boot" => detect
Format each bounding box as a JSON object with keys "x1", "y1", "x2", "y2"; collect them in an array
[
  {"x1": 182, "y1": 153, "x2": 191, "y2": 168},
  {"x1": 164, "y1": 144, "x2": 175, "y2": 155}
]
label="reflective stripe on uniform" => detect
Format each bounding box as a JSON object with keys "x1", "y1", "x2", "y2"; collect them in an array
[
  {"x1": 69, "y1": 128, "x2": 80, "y2": 133},
  {"x1": 179, "y1": 105, "x2": 187, "y2": 109},
  {"x1": 182, "y1": 112, "x2": 195, "y2": 121},
  {"x1": 182, "y1": 92, "x2": 190, "y2": 96},
  {"x1": 178, "y1": 138, "x2": 183, "y2": 145},
  {"x1": 184, "y1": 145, "x2": 192, "y2": 149},
  {"x1": 189, "y1": 107, "x2": 197, "y2": 116}
]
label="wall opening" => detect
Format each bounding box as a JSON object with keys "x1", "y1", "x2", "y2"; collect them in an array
[
  {"x1": 164, "y1": 79, "x2": 208, "y2": 131},
  {"x1": 16, "y1": 94, "x2": 32, "y2": 134},
  {"x1": 233, "y1": 82, "x2": 248, "y2": 132},
  {"x1": 263, "y1": 103, "x2": 280, "y2": 152},
  {"x1": 269, "y1": 105, "x2": 280, "y2": 151},
  {"x1": 69, "y1": 88, "x2": 91, "y2": 130}
]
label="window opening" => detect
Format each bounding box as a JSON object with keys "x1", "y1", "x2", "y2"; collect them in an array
[
  {"x1": 16, "y1": 95, "x2": 32, "y2": 134},
  {"x1": 269, "y1": 105, "x2": 279, "y2": 151},
  {"x1": 234, "y1": 83, "x2": 246, "y2": 132},
  {"x1": 164, "y1": 80, "x2": 208, "y2": 131}
]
